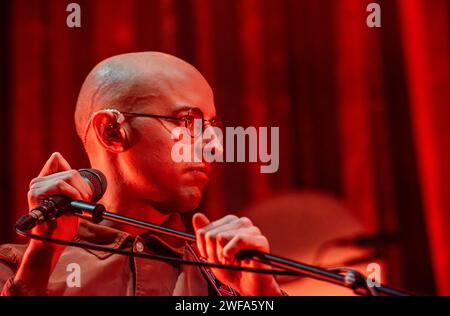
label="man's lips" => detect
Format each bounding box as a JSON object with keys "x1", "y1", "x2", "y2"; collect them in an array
[{"x1": 184, "y1": 164, "x2": 211, "y2": 177}]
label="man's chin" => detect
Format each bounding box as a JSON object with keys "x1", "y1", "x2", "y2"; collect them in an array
[{"x1": 172, "y1": 187, "x2": 204, "y2": 213}]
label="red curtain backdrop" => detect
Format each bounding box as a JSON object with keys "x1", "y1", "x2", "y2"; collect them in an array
[{"x1": 0, "y1": 0, "x2": 449, "y2": 295}]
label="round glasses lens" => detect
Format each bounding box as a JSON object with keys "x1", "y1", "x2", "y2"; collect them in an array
[
  {"x1": 184, "y1": 108, "x2": 204, "y2": 137},
  {"x1": 210, "y1": 117, "x2": 223, "y2": 130}
]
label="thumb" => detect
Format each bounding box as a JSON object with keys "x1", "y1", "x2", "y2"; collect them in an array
[
  {"x1": 192, "y1": 212, "x2": 210, "y2": 231},
  {"x1": 38, "y1": 152, "x2": 72, "y2": 177}
]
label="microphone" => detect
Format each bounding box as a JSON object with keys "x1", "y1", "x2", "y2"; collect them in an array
[{"x1": 15, "y1": 168, "x2": 107, "y2": 231}]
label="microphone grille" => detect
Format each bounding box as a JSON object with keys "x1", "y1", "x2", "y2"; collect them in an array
[{"x1": 78, "y1": 168, "x2": 108, "y2": 202}]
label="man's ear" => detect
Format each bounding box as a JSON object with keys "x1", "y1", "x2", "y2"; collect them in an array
[{"x1": 91, "y1": 112, "x2": 128, "y2": 153}]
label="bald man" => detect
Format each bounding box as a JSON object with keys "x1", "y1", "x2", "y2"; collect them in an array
[{"x1": 0, "y1": 52, "x2": 283, "y2": 296}]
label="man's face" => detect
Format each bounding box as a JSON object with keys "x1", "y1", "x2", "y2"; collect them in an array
[{"x1": 121, "y1": 69, "x2": 218, "y2": 212}]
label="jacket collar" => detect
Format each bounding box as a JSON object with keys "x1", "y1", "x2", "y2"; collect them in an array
[{"x1": 73, "y1": 212, "x2": 188, "y2": 259}]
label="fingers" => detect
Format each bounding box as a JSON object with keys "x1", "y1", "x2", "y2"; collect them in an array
[
  {"x1": 193, "y1": 213, "x2": 237, "y2": 260},
  {"x1": 192, "y1": 213, "x2": 210, "y2": 231},
  {"x1": 222, "y1": 234, "x2": 269, "y2": 260},
  {"x1": 193, "y1": 214, "x2": 269, "y2": 265},
  {"x1": 211, "y1": 226, "x2": 260, "y2": 264},
  {"x1": 193, "y1": 213, "x2": 211, "y2": 260},
  {"x1": 29, "y1": 170, "x2": 93, "y2": 202},
  {"x1": 28, "y1": 153, "x2": 94, "y2": 210},
  {"x1": 68, "y1": 171, "x2": 93, "y2": 201},
  {"x1": 38, "y1": 152, "x2": 72, "y2": 177},
  {"x1": 28, "y1": 178, "x2": 84, "y2": 208},
  {"x1": 203, "y1": 217, "x2": 253, "y2": 263}
]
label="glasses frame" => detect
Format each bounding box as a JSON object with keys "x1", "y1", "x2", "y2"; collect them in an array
[
  {"x1": 121, "y1": 107, "x2": 222, "y2": 138},
  {"x1": 83, "y1": 107, "x2": 222, "y2": 145}
]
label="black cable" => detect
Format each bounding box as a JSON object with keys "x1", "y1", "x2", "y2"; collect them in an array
[
  {"x1": 15, "y1": 227, "x2": 299, "y2": 277},
  {"x1": 15, "y1": 206, "x2": 413, "y2": 296}
]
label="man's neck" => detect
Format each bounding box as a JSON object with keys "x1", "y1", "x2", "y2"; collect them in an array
[
  {"x1": 89, "y1": 160, "x2": 176, "y2": 236},
  {"x1": 98, "y1": 192, "x2": 173, "y2": 237}
]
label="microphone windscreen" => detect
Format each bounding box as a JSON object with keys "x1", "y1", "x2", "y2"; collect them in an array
[{"x1": 78, "y1": 169, "x2": 107, "y2": 202}]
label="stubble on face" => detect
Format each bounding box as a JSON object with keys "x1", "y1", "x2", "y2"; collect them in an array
[{"x1": 75, "y1": 52, "x2": 216, "y2": 213}]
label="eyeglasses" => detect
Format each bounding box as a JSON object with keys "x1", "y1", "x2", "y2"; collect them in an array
[{"x1": 121, "y1": 107, "x2": 223, "y2": 138}]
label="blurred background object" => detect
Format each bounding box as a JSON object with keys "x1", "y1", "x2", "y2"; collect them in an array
[
  {"x1": 239, "y1": 191, "x2": 389, "y2": 296},
  {"x1": 0, "y1": 0, "x2": 448, "y2": 295}
]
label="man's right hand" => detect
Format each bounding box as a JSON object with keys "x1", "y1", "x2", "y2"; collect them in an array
[
  {"x1": 12, "y1": 152, "x2": 93, "y2": 294},
  {"x1": 27, "y1": 152, "x2": 93, "y2": 251}
]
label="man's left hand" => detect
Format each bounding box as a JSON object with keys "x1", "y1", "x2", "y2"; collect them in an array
[{"x1": 192, "y1": 213, "x2": 283, "y2": 296}]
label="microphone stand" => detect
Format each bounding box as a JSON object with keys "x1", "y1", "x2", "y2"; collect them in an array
[{"x1": 67, "y1": 201, "x2": 411, "y2": 296}]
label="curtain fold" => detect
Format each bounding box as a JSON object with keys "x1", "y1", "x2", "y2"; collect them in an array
[{"x1": 398, "y1": 0, "x2": 450, "y2": 295}]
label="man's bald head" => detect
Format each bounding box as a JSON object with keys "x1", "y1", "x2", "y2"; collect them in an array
[
  {"x1": 75, "y1": 51, "x2": 213, "y2": 150},
  {"x1": 74, "y1": 51, "x2": 217, "y2": 213}
]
